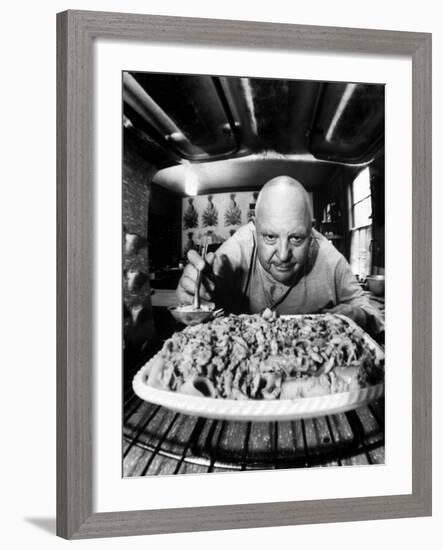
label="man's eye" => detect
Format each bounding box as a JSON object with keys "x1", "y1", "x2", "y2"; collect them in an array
[
  {"x1": 290, "y1": 236, "x2": 304, "y2": 245},
  {"x1": 264, "y1": 234, "x2": 277, "y2": 243}
]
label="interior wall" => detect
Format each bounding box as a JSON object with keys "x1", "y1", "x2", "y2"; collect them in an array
[
  {"x1": 312, "y1": 166, "x2": 351, "y2": 259},
  {"x1": 122, "y1": 132, "x2": 158, "y2": 369},
  {"x1": 370, "y1": 155, "x2": 385, "y2": 273},
  {"x1": 149, "y1": 183, "x2": 182, "y2": 268}
]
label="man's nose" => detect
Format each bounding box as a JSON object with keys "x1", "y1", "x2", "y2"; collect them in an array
[{"x1": 277, "y1": 240, "x2": 290, "y2": 262}]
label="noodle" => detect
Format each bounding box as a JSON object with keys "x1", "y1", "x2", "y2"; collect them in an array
[{"x1": 148, "y1": 310, "x2": 384, "y2": 400}]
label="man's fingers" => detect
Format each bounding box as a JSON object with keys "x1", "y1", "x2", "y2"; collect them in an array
[
  {"x1": 199, "y1": 283, "x2": 213, "y2": 301},
  {"x1": 179, "y1": 275, "x2": 213, "y2": 301},
  {"x1": 187, "y1": 249, "x2": 205, "y2": 271},
  {"x1": 176, "y1": 285, "x2": 193, "y2": 305},
  {"x1": 176, "y1": 284, "x2": 214, "y2": 308},
  {"x1": 202, "y1": 277, "x2": 215, "y2": 293},
  {"x1": 181, "y1": 265, "x2": 214, "y2": 292},
  {"x1": 179, "y1": 249, "x2": 216, "y2": 304},
  {"x1": 177, "y1": 284, "x2": 212, "y2": 305},
  {"x1": 179, "y1": 275, "x2": 198, "y2": 295},
  {"x1": 182, "y1": 262, "x2": 198, "y2": 282}
]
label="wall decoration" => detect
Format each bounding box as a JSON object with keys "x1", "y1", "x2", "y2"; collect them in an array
[
  {"x1": 224, "y1": 193, "x2": 242, "y2": 226},
  {"x1": 247, "y1": 191, "x2": 259, "y2": 221},
  {"x1": 183, "y1": 197, "x2": 199, "y2": 229},
  {"x1": 202, "y1": 195, "x2": 219, "y2": 227},
  {"x1": 181, "y1": 190, "x2": 259, "y2": 254}
]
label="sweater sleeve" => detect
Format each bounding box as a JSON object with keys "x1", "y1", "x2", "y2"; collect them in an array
[
  {"x1": 334, "y1": 257, "x2": 384, "y2": 334},
  {"x1": 211, "y1": 224, "x2": 254, "y2": 314}
]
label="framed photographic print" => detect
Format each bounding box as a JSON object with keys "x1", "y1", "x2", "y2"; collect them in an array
[{"x1": 57, "y1": 10, "x2": 432, "y2": 539}]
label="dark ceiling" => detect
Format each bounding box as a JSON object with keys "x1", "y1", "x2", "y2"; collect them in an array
[{"x1": 123, "y1": 73, "x2": 384, "y2": 195}]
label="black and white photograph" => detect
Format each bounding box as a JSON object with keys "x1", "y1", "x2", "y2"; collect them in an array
[
  {"x1": 122, "y1": 72, "x2": 386, "y2": 476},
  {"x1": 1, "y1": 0, "x2": 438, "y2": 543}
]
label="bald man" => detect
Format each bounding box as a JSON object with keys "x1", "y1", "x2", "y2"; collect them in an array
[{"x1": 177, "y1": 176, "x2": 382, "y2": 333}]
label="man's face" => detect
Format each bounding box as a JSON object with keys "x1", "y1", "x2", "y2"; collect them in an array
[{"x1": 256, "y1": 209, "x2": 312, "y2": 285}]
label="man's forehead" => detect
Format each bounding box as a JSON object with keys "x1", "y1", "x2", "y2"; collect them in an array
[
  {"x1": 255, "y1": 178, "x2": 312, "y2": 230},
  {"x1": 258, "y1": 185, "x2": 309, "y2": 213},
  {"x1": 256, "y1": 212, "x2": 310, "y2": 234}
]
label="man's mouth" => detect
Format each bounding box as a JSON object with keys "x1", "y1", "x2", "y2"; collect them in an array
[{"x1": 273, "y1": 263, "x2": 294, "y2": 272}]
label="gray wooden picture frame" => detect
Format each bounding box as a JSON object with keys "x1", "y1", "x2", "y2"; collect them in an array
[{"x1": 56, "y1": 9, "x2": 432, "y2": 540}]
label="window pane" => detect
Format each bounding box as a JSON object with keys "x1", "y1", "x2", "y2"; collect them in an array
[
  {"x1": 353, "y1": 196, "x2": 372, "y2": 228},
  {"x1": 353, "y1": 167, "x2": 371, "y2": 203},
  {"x1": 350, "y1": 226, "x2": 372, "y2": 277}
]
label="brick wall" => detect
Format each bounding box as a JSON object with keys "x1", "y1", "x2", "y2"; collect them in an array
[{"x1": 123, "y1": 139, "x2": 158, "y2": 369}]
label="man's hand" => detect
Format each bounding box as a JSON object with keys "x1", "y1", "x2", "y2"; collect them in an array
[
  {"x1": 323, "y1": 303, "x2": 368, "y2": 329},
  {"x1": 176, "y1": 249, "x2": 216, "y2": 306}
]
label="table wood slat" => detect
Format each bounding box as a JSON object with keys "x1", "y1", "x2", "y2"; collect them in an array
[
  {"x1": 368, "y1": 398, "x2": 385, "y2": 426},
  {"x1": 123, "y1": 445, "x2": 152, "y2": 477},
  {"x1": 355, "y1": 406, "x2": 385, "y2": 464},
  {"x1": 123, "y1": 400, "x2": 158, "y2": 437},
  {"x1": 217, "y1": 421, "x2": 248, "y2": 464},
  {"x1": 247, "y1": 422, "x2": 273, "y2": 469},
  {"x1": 276, "y1": 421, "x2": 302, "y2": 466},
  {"x1": 123, "y1": 403, "x2": 384, "y2": 475},
  {"x1": 302, "y1": 417, "x2": 340, "y2": 467},
  {"x1": 326, "y1": 412, "x2": 369, "y2": 466},
  {"x1": 148, "y1": 453, "x2": 183, "y2": 476},
  {"x1": 177, "y1": 461, "x2": 211, "y2": 475}
]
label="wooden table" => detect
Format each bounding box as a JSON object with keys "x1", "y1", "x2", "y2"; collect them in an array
[
  {"x1": 129, "y1": 294, "x2": 386, "y2": 475},
  {"x1": 123, "y1": 395, "x2": 385, "y2": 476}
]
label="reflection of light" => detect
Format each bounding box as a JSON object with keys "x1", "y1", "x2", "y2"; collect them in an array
[
  {"x1": 122, "y1": 115, "x2": 133, "y2": 129},
  {"x1": 240, "y1": 78, "x2": 258, "y2": 135},
  {"x1": 184, "y1": 163, "x2": 199, "y2": 196},
  {"x1": 325, "y1": 83, "x2": 358, "y2": 142}
]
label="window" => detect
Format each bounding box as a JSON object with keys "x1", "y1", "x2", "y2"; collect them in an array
[
  {"x1": 350, "y1": 167, "x2": 372, "y2": 229},
  {"x1": 349, "y1": 168, "x2": 372, "y2": 278}
]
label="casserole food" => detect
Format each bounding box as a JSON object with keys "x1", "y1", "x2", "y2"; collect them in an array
[{"x1": 135, "y1": 310, "x2": 384, "y2": 401}]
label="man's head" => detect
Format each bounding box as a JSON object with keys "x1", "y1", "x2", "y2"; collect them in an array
[{"x1": 255, "y1": 176, "x2": 313, "y2": 285}]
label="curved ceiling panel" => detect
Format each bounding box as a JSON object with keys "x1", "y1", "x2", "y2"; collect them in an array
[
  {"x1": 123, "y1": 73, "x2": 385, "y2": 166},
  {"x1": 129, "y1": 73, "x2": 238, "y2": 160},
  {"x1": 153, "y1": 153, "x2": 362, "y2": 196},
  {"x1": 308, "y1": 83, "x2": 385, "y2": 163},
  {"x1": 219, "y1": 77, "x2": 321, "y2": 155}
]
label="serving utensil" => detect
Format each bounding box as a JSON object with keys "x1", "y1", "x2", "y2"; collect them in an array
[
  {"x1": 192, "y1": 236, "x2": 209, "y2": 310},
  {"x1": 169, "y1": 236, "x2": 224, "y2": 325},
  {"x1": 168, "y1": 305, "x2": 215, "y2": 326}
]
